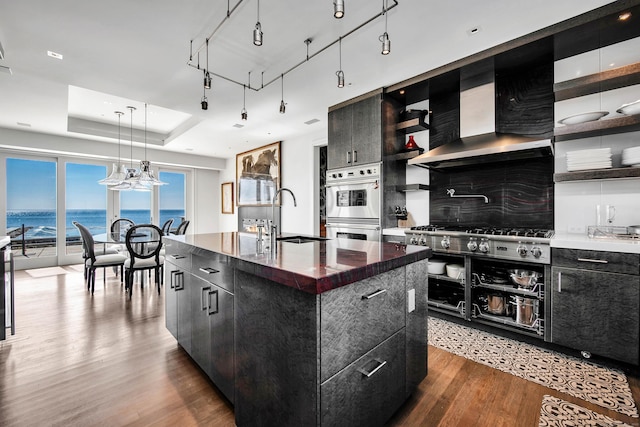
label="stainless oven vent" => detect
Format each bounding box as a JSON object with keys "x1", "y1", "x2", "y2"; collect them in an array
[{"x1": 408, "y1": 59, "x2": 553, "y2": 169}]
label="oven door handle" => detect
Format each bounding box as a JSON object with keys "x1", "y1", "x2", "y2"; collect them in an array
[
  {"x1": 326, "y1": 223, "x2": 381, "y2": 231},
  {"x1": 325, "y1": 179, "x2": 378, "y2": 187}
]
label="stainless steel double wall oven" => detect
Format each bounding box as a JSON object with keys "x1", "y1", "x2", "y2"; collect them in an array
[{"x1": 325, "y1": 162, "x2": 382, "y2": 241}]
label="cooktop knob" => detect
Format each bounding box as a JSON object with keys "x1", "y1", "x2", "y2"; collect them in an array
[
  {"x1": 338, "y1": 173, "x2": 343, "y2": 178},
  {"x1": 531, "y1": 246, "x2": 542, "y2": 258},
  {"x1": 478, "y1": 238, "x2": 489, "y2": 253},
  {"x1": 441, "y1": 236, "x2": 450, "y2": 249},
  {"x1": 359, "y1": 170, "x2": 365, "y2": 175},
  {"x1": 517, "y1": 243, "x2": 528, "y2": 257},
  {"x1": 467, "y1": 238, "x2": 478, "y2": 252},
  {"x1": 331, "y1": 173, "x2": 337, "y2": 179},
  {"x1": 418, "y1": 236, "x2": 427, "y2": 246},
  {"x1": 409, "y1": 236, "x2": 418, "y2": 245},
  {"x1": 367, "y1": 169, "x2": 372, "y2": 174}
]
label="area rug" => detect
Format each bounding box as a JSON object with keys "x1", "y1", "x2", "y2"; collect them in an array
[
  {"x1": 428, "y1": 316, "x2": 639, "y2": 418},
  {"x1": 539, "y1": 395, "x2": 633, "y2": 427}
]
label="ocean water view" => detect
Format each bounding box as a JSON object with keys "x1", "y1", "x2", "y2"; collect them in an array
[{"x1": 7, "y1": 209, "x2": 186, "y2": 239}]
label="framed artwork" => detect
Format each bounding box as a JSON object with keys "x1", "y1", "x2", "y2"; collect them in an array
[
  {"x1": 236, "y1": 141, "x2": 281, "y2": 206},
  {"x1": 221, "y1": 182, "x2": 234, "y2": 214}
]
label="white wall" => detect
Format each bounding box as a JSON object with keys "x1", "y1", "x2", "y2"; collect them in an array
[
  {"x1": 193, "y1": 168, "x2": 220, "y2": 234},
  {"x1": 278, "y1": 130, "x2": 327, "y2": 235}
]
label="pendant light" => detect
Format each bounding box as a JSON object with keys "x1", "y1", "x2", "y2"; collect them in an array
[
  {"x1": 99, "y1": 111, "x2": 126, "y2": 185},
  {"x1": 379, "y1": 0, "x2": 391, "y2": 55},
  {"x1": 253, "y1": 0, "x2": 263, "y2": 46},
  {"x1": 279, "y1": 74, "x2": 286, "y2": 114},
  {"x1": 333, "y1": 0, "x2": 344, "y2": 18},
  {"x1": 136, "y1": 103, "x2": 167, "y2": 189},
  {"x1": 204, "y1": 38, "x2": 212, "y2": 89},
  {"x1": 241, "y1": 85, "x2": 248, "y2": 120},
  {"x1": 110, "y1": 106, "x2": 142, "y2": 191},
  {"x1": 336, "y1": 37, "x2": 345, "y2": 88}
]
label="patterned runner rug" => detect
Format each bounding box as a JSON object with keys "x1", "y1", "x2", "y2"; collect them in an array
[
  {"x1": 428, "y1": 316, "x2": 639, "y2": 418},
  {"x1": 539, "y1": 395, "x2": 633, "y2": 427}
]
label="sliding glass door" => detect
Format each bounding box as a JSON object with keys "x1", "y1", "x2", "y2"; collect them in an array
[
  {"x1": 5, "y1": 157, "x2": 57, "y2": 265},
  {"x1": 159, "y1": 171, "x2": 186, "y2": 233}
]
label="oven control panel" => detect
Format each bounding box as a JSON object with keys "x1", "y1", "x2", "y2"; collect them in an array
[{"x1": 327, "y1": 163, "x2": 380, "y2": 183}]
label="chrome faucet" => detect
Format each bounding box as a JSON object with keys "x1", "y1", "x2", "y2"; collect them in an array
[{"x1": 271, "y1": 188, "x2": 297, "y2": 257}]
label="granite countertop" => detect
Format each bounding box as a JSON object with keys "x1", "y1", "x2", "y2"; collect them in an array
[{"x1": 166, "y1": 232, "x2": 431, "y2": 294}]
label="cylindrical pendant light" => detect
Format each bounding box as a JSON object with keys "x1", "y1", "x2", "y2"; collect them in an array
[
  {"x1": 279, "y1": 74, "x2": 286, "y2": 114},
  {"x1": 334, "y1": 0, "x2": 344, "y2": 18},
  {"x1": 379, "y1": 0, "x2": 391, "y2": 55},
  {"x1": 253, "y1": 0, "x2": 263, "y2": 46},
  {"x1": 336, "y1": 37, "x2": 345, "y2": 88}
]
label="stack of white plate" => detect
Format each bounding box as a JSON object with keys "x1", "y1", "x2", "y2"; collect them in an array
[
  {"x1": 622, "y1": 146, "x2": 640, "y2": 167},
  {"x1": 566, "y1": 148, "x2": 612, "y2": 171}
]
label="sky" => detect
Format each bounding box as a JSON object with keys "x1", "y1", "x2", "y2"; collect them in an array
[{"x1": 6, "y1": 158, "x2": 185, "y2": 211}]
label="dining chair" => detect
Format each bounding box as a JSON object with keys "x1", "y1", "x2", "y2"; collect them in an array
[
  {"x1": 111, "y1": 218, "x2": 135, "y2": 235},
  {"x1": 74, "y1": 222, "x2": 126, "y2": 294},
  {"x1": 123, "y1": 224, "x2": 164, "y2": 299},
  {"x1": 175, "y1": 220, "x2": 190, "y2": 235},
  {"x1": 161, "y1": 218, "x2": 174, "y2": 236},
  {"x1": 73, "y1": 221, "x2": 119, "y2": 281}
]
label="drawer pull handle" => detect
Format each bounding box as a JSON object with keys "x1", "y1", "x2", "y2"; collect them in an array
[
  {"x1": 170, "y1": 254, "x2": 185, "y2": 260},
  {"x1": 577, "y1": 257, "x2": 608, "y2": 264},
  {"x1": 199, "y1": 267, "x2": 220, "y2": 274},
  {"x1": 358, "y1": 359, "x2": 387, "y2": 378},
  {"x1": 557, "y1": 271, "x2": 561, "y2": 293},
  {"x1": 362, "y1": 289, "x2": 387, "y2": 300}
]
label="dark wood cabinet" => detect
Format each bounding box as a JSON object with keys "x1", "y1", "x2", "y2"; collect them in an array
[
  {"x1": 551, "y1": 248, "x2": 640, "y2": 365},
  {"x1": 164, "y1": 245, "x2": 235, "y2": 403},
  {"x1": 328, "y1": 92, "x2": 382, "y2": 169}
]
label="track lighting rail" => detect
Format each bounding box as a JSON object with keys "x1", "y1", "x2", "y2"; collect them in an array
[{"x1": 187, "y1": 0, "x2": 398, "y2": 92}]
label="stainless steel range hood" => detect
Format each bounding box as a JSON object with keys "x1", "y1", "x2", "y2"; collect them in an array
[{"x1": 408, "y1": 61, "x2": 553, "y2": 169}]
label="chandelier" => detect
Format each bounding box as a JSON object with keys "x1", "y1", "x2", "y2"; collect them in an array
[{"x1": 102, "y1": 104, "x2": 167, "y2": 191}]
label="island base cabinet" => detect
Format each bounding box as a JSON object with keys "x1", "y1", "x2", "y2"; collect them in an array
[
  {"x1": 164, "y1": 262, "x2": 192, "y2": 355},
  {"x1": 321, "y1": 330, "x2": 406, "y2": 427},
  {"x1": 551, "y1": 266, "x2": 640, "y2": 365}
]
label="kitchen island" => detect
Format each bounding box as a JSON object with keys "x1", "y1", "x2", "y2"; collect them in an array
[{"x1": 163, "y1": 232, "x2": 431, "y2": 427}]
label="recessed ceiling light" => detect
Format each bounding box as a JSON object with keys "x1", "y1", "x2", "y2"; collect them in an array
[
  {"x1": 609, "y1": 62, "x2": 616, "y2": 67},
  {"x1": 233, "y1": 124, "x2": 244, "y2": 128},
  {"x1": 618, "y1": 12, "x2": 632, "y2": 21},
  {"x1": 466, "y1": 26, "x2": 482, "y2": 36},
  {"x1": 304, "y1": 118, "x2": 320, "y2": 125},
  {"x1": 47, "y1": 50, "x2": 63, "y2": 60},
  {"x1": 185, "y1": 148, "x2": 194, "y2": 151},
  {"x1": 17, "y1": 122, "x2": 31, "y2": 127}
]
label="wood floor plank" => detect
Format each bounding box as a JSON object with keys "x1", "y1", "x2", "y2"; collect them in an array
[{"x1": 1, "y1": 266, "x2": 639, "y2": 426}]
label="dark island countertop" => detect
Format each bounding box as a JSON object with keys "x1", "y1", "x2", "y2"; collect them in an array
[{"x1": 165, "y1": 232, "x2": 431, "y2": 294}]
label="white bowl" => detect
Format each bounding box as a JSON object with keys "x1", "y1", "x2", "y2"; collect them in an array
[
  {"x1": 428, "y1": 260, "x2": 447, "y2": 275},
  {"x1": 445, "y1": 264, "x2": 464, "y2": 279},
  {"x1": 617, "y1": 100, "x2": 640, "y2": 116},
  {"x1": 557, "y1": 111, "x2": 608, "y2": 125}
]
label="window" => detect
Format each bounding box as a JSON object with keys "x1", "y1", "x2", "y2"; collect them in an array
[
  {"x1": 6, "y1": 158, "x2": 57, "y2": 258},
  {"x1": 65, "y1": 163, "x2": 108, "y2": 255},
  {"x1": 159, "y1": 171, "x2": 186, "y2": 232},
  {"x1": 120, "y1": 189, "x2": 151, "y2": 225}
]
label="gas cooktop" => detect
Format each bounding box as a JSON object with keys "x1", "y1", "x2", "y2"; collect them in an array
[{"x1": 409, "y1": 225, "x2": 554, "y2": 239}]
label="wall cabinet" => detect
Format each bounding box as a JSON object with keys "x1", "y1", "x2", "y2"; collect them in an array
[
  {"x1": 551, "y1": 248, "x2": 640, "y2": 365},
  {"x1": 328, "y1": 93, "x2": 382, "y2": 169}
]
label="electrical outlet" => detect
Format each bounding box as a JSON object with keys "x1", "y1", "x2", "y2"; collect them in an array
[{"x1": 567, "y1": 225, "x2": 585, "y2": 234}]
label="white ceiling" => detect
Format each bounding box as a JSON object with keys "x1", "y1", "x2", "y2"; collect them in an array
[{"x1": 0, "y1": 0, "x2": 615, "y2": 160}]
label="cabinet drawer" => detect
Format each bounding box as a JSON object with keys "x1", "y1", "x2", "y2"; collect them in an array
[
  {"x1": 321, "y1": 267, "x2": 405, "y2": 381},
  {"x1": 552, "y1": 248, "x2": 639, "y2": 275},
  {"x1": 164, "y1": 241, "x2": 191, "y2": 269},
  {"x1": 192, "y1": 252, "x2": 234, "y2": 292},
  {"x1": 321, "y1": 329, "x2": 405, "y2": 427}
]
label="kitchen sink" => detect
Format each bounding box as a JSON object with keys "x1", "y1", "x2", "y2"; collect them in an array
[{"x1": 277, "y1": 236, "x2": 329, "y2": 244}]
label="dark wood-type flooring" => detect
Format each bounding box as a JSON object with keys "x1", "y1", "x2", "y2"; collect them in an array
[{"x1": 1, "y1": 265, "x2": 639, "y2": 426}]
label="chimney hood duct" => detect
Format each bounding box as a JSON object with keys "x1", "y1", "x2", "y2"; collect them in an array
[{"x1": 408, "y1": 60, "x2": 553, "y2": 169}]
